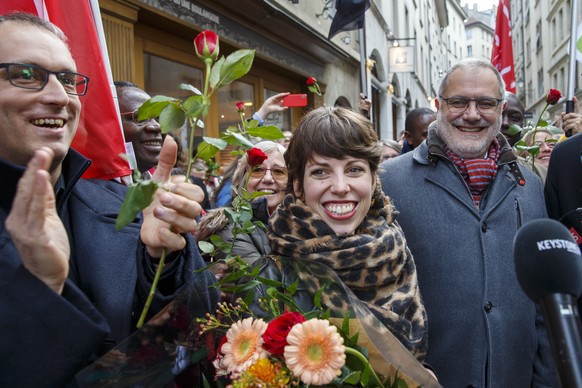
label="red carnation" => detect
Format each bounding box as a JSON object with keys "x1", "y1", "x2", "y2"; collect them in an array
[
  {"x1": 246, "y1": 147, "x2": 268, "y2": 167},
  {"x1": 262, "y1": 311, "x2": 306, "y2": 355},
  {"x1": 545, "y1": 89, "x2": 561, "y2": 105},
  {"x1": 235, "y1": 101, "x2": 245, "y2": 113},
  {"x1": 306, "y1": 76, "x2": 317, "y2": 86},
  {"x1": 193, "y1": 30, "x2": 219, "y2": 61}
]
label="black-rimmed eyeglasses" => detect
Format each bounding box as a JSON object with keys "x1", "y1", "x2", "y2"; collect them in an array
[
  {"x1": 440, "y1": 96, "x2": 503, "y2": 114},
  {"x1": 0, "y1": 63, "x2": 89, "y2": 96},
  {"x1": 120, "y1": 109, "x2": 159, "y2": 126}
]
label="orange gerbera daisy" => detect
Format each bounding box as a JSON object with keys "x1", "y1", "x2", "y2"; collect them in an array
[
  {"x1": 221, "y1": 317, "x2": 268, "y2": 373},
  {"x1": 283, "y1": 319, "x2": 346, "y2": 385}
]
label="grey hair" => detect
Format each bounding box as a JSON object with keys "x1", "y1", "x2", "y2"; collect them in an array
[
  {"x1": 437, "y1": 58, "x2": 505, "y2": 99},
  {"x1": 231, "y1": 140, "x2": 287, "y2": 197}
]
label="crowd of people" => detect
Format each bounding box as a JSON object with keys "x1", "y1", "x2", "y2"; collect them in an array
[{"x1": 4, "y1": 10, "x2": 582, "y2": 388}]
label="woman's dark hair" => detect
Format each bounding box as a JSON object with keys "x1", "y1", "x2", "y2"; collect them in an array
[{"x1": 285, "y1": 106, "x2": 381, "y2": 195}]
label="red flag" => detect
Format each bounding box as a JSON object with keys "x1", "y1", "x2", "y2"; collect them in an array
[
  {"x1": 491, "y1": 0, "x2": 516, "y2": 93},
  {"x1": 0, "y1": 0, "x2": 130, "y2": 180}
]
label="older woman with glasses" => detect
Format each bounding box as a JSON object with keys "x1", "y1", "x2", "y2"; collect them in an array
[{"x1": 198, "y1": 140, "x2": 287, "y2": 265}]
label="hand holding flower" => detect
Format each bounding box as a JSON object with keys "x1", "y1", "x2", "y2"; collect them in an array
[{"x1": 140, "y1": 136, "x2": 203, "y2": 258}]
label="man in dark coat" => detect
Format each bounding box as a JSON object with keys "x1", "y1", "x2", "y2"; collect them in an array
[{"x1": 0, "y1": 13, "x2": 216, "y2": 387}]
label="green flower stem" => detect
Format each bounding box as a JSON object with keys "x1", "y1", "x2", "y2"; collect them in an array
[
  {"x1": 186, "y1": 57, "x2": 213, "y2": 179},
  {"x1": 344, "y1": 347, "x2": 385, "y2": 387},
  {"x1": 136, "y1": 248, "x2": 168, "y2": 329},
  {"x1": 529, "y1": 102, "x2": 549, "y2": 168}
]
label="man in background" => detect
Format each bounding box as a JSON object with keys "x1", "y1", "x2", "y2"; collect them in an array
[
  {"x1": 115, "y1": 81, "x2": 163, "y2": 175},
  {"x1": 400, "y1": 107, "x2": 435, "y2": 154}
]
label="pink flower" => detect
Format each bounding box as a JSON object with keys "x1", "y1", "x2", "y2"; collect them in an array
[
  {"x1": 193, "y1": 30, "x2": 219, "y2": 61},
  {"x1": 262, "y1": 312, "x2": 306, "y2": 355},
  {"x1": 306, "y1": 76, "x2": 317, "y2": 86},
  {"x1": 221, "y1": 317, "x2": 268, "y2": 373},
  {"x1": 545, "y1": 89, "x2": 561, "y2": 105},
  {"x1": 246, "y1": 148, "x2": 268, "y2": 167},
  {"x1": 284, "y1": 319, "x2": 345, "y2": 385},
  {"x1": 235, "y1": 101, "x2": 245, "y2": 113}
]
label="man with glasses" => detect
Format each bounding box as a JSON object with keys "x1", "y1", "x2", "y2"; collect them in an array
[
  {"x1": 379, "y1": 58, "x2": 556, "y2": 387},
  {"x1": 0, "y1": 13, "x2": 216, "y2": 386}
]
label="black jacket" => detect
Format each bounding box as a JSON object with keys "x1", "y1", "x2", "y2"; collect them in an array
[
  {"x1": 0, "y1": 150, "x2": 217, "y2": 387},
  {"x1": 545, "y1": 132, "x2": 582, "y2": 220}
]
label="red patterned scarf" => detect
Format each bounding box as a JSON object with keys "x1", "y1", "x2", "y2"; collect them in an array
[{"x1": 445, "y1": 138, "x2": 501, "y2": 207}]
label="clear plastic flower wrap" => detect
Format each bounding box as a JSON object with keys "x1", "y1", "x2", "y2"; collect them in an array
[{"x1": 76, "y1": 256, "x2": 441, "y2": 387}]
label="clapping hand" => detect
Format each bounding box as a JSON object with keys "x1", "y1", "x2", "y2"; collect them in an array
[{"x1": 5, "y1": 147, "x2": 69, "y2": 294}]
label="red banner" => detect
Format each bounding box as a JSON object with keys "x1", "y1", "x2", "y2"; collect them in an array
[
  {"x1": 491, "y1": 0, "x2": 517, "y2": 93},
  {"x1": 0, "y1": 0, "x2": 130, "y2": 180}
]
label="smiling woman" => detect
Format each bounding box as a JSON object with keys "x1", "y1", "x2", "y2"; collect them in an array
[
  {"x1": 267, "y1": 106, "x2": 428, "y2": 360},
  {"x1": 197, "y1": 140, "x2": 287, "y2": 265}
]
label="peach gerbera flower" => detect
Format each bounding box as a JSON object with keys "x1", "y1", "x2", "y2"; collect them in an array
[
  {"x1": 283, "y1": 319, "x2": 346, "y2": 385},
  {"x1": 221, "y1": 317, "x2": 268, "y2": 373}
]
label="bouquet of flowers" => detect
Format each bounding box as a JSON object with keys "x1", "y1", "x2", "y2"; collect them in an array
[{"x1": 76, "y1": 257, "x2": 440, "y2": 388}]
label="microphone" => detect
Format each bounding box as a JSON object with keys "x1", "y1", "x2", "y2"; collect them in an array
[{"x1": 514, "y1": 218, "x2": 582, "y2": 388}]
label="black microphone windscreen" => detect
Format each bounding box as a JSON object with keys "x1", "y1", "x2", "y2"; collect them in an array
[{"x1": 514, "y1": 218, "x2": 582, "y2": 302}]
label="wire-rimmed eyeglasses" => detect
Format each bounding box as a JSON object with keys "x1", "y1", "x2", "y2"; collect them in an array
[
  {"x1": 249, "y1": 166, "x2": 288, "y2": 180},
  {"x1": 440, "y1": 96, "x2": 503, "y2": 114},
  {"x1": 120, "y1": 109, "x2": 159, "y2": 126},
  {"x1": 0, "y1": 63, "x2": 89, "y2": 96}
]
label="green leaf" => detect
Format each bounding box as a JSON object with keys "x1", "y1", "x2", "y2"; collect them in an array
[
  {"x1": 179, "y1": 83, "x2": 202, "y2": 95},
  {"x1": 342, "y1": 315, "x2": 350, "y2": 335},
  {"x1": 197, "y1": 137, "x2": 228, "y2": 163},
  {"x1": 247, "y1": 125, "x2": 285, "y2": 140},
  {"x1": 313, "y1": 287, "x2": 323, "y2": 308},
  {"x1": 341, "y1": 370, "x2": 362, "y2": 385},
  {"x1": 190, "y1": 348, "x2": 209, "y2": 364},
  {"x1": 214, "y1": 49, "x2": 255, "y2": 89},
  {"x1": 286, "y1": 278, "x2": 299, "y2": 294},
  {"x1": 231, "y1": 132, "x2": 254, "y2": 148},
  {"x1": 203, "y1": 136, "x2": 229, "y2": 150},
  {"x1": 183, "y1": 95, "x2": 206, "y2": 118},
  {"x1": 198, "y1": 240, "x2": 215, "y2": 254},
  {"x1": 246, "y1": 119, "x2": 260, "y2": 128},
  {"x1": 209, "y1": 56, "x2": 225, "y2": 90},
  {"x1": 506, "y1": 124, "x2": 522, "y2": 136},
  {"x1": 209, "y1": 234, "x2": 226, "y2": 247},
  {"x1": 159, "y1": 103, "x2": 186, "y2": 133},
  {"x1": 115, "y1": 180, "x2": 158, "y2": 230},
  {"x1": 137, "y1": 95, "x2": 178, "y2": 120},
  {"x1": 361, "y1": 362, "x2": 371, "y2": 386}
]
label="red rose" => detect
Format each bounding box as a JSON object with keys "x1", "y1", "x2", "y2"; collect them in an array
[
  {"x1": 306, "y1": 76, "x2": 317, "y2": 86},
  {"x1": 262, "y1": 312, "x2": 306, "y2": 355},
  {"x1": 246, "y1": 147, "x2": 268, "y2": 167},
  {"x1": 235, "y1": 101, "x2": 245, "y2": 113},
  {"x1": 193, "y1": 30, "x2": 219, "y2": 61},
  {"x1": 545, "y1": 89, "x2": 561, "y2": 105}
]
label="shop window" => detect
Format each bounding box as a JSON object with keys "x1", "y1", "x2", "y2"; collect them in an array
[{"x1": 143, "y1": 53, "x2": 204, "y2": 160}]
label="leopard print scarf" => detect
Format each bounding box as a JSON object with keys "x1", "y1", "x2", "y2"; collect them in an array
[{"x1": 268, "y1": 184, "x2": 428, "y2": 359}]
